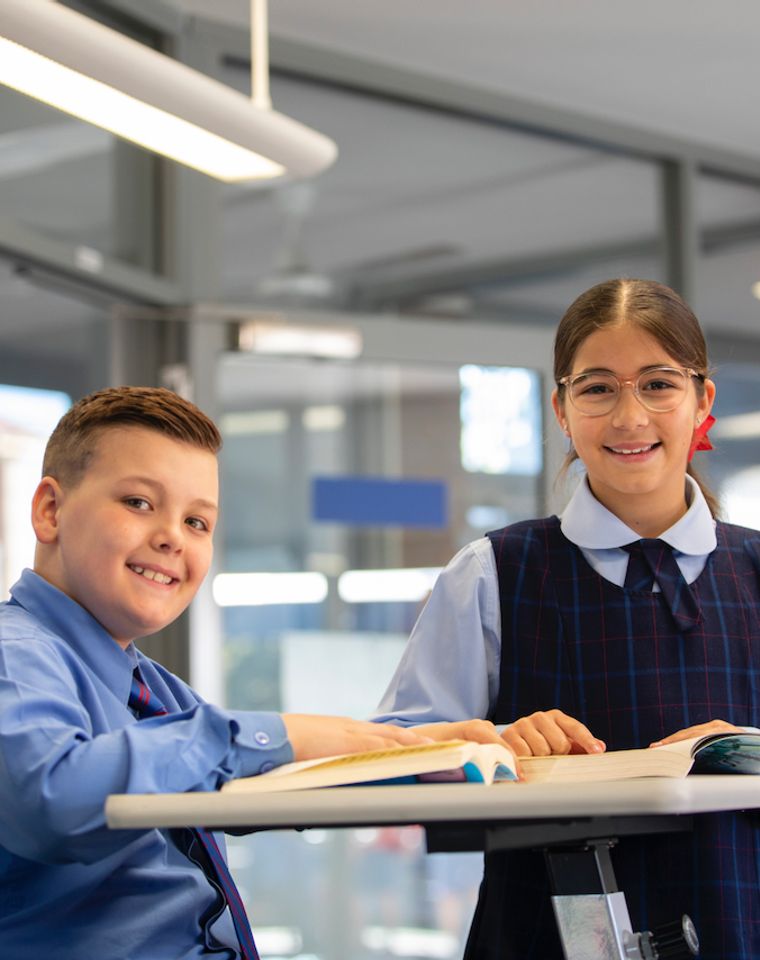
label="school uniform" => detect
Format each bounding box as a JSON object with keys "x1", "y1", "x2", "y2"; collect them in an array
[
  {"x1": 0, "y1": 569, "x2": 292, "y2": 959},
  {"x1": 376, "y1": 477, "x2": 760, "y2": 960}
]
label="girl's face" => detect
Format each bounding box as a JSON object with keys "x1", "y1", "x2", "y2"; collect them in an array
[{"x1": 551, "y1": 323, "x2": 715, "y2": 533}]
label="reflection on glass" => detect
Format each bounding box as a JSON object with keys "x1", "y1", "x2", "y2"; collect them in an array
[
  {"x1": 214, "y1": 571, "x2": 329, "y2": 607},
  {"x1": 459, "y1": 365, "x2": 542, "y2": 475},
  {"x1": 337, "y1": 568, "x2": 441, "y2": 604},
  {"x1": 0, "y1": 384, "x2": 70, "y2": 598},
  {"x1": 0, "y1": 85, "x2": 157, "y2": 271},
  {"x1": 228, "y1": 825, "x2": 483, "y2": 960}
]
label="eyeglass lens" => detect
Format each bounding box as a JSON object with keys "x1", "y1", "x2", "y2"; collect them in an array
[{"x1": 568, "y1": 367, "x2": 690, "y2": 415}]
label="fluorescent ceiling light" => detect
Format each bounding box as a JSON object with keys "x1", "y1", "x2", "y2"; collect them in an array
[
  {"x1": 338, "y1": 568, "x2": 442, "y2": 604},
  {"x1": 238, "y1": 320, "x2": 363, "y2": 358},
  {"x1": 302, "y1": 405, "x2": 346, "y2": 432},
  {"x1": 362, "y1": 926, "x2": 458, "y2": 959},
  {"x1": 213, "y1": 572, "x2": 328, "y2": 607},
  {"x1": 0, "y1": 0, "x2": 337, "y2": 182}
]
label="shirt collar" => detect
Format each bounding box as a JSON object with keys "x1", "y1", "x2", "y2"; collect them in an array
[
  {"x1": 9, "y1": 569, "x2": 137, "y2": 699},
  {"x1": 560, "y1": 475, "x2": 717, "y2": 555}
]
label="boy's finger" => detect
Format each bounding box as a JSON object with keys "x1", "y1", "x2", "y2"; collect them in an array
[
  {"x1": 374, "y1": 724, "x2": 433, "y2": 745},
  {"x1": 414, "y1": 719, "x2": 504, "y2": 745}
]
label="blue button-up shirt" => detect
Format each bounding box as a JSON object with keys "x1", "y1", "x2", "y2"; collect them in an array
[
  {"x1": 0, "y1": 569, "x2": 293, "y2": 959},
  {"x1": 375, "y1": 476, "x2": 718, "y2": 725}
]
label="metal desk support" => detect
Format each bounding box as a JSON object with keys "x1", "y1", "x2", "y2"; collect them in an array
[{"x1": 426, "y1": 814, "x2": 696, "y2": 959}]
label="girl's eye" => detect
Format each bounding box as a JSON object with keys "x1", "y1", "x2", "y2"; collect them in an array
[
  {"x1": 579, "y1": 381, "x2": 614, "y2": 396},
  {"x1": 642, "y1": 378, "x2": 676, "y2": 392},
  {"x1": 124, "y1": 497, "x2": 150, "y2": 510}
]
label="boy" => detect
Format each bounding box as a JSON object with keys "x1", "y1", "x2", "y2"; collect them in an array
[{"x1": 0, "y1": 386, "x2": 438, "y2": 959}]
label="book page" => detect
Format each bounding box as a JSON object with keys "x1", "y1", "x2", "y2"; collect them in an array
[
  {"x1": 222, "y1": 739, "x2": 516, "y2": 793},
  {"x1": 519, "y1": 740, "x2": 696, "y2": 785}
]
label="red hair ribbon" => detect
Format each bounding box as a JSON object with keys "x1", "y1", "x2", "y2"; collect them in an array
[{"x1": 688, "y1": 413, "x2": 715, "y2": 462}]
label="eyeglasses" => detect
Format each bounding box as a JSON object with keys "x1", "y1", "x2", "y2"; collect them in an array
[{"x1": 557, "y1": 366, "x2": 703, "y2": 417}]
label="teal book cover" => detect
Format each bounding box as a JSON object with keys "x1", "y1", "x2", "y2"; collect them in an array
[{"x1": 691, "y1": 734, "x2": 760, "y2": 775}]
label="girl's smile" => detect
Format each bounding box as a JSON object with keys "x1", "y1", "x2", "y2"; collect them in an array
[
  {"x1": 604, "y1": 441, "x2": 661, "y2": 462},
  {"x1": 552, "y1": 323, "x2": 715, "y2": 535}
]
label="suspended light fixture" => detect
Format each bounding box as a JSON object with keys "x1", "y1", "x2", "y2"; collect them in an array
[{"x1": 0, "y1": 0, "x2": 337, "y2": 183}]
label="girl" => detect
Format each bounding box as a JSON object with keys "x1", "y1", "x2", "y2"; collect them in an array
[{"x1": 376, "y1": 278, "x2": 760, "y2": 959}]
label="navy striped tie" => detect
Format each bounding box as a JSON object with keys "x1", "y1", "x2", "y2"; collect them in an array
[
  {"x1": 623, "y1": 539, "x2": 702, "y2": 632},
  {"x1": 129, "y1": 673, "x2": 260, "y2": 960}
]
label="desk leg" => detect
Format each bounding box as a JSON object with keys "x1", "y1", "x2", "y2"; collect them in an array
[{"x1": 546, "y1": 840, "x2": 648, "y2": 960}]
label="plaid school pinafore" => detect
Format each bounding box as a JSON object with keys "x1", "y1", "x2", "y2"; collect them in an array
[{"x1": 464, "y1": 518, "x2": 760, "y2": 960}]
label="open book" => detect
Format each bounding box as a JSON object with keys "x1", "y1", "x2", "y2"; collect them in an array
[
  {"x1": 519, "y1": 730, "x2": 760, "y2": 784},
  {"x1": 222, "y1": 739, "x2": 519, "y2": 794},
  {"x1": 221, "y1": 732, "x2": 760, "y2": 795}
]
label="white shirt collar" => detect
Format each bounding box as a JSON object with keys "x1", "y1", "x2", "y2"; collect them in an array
[{"x1": 560, "y1": 474, "x2": 717, "y2": 555}]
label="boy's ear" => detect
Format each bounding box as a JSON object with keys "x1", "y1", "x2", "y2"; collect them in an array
[{"x1": 32, "y1": 476, "x2": 65, "y2": 544}]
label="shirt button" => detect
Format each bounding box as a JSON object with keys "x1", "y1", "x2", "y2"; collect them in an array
[
  {"x1": 260, "y1": 762, "x2": 275, "y2": 774},
  {"x1": 255, "y1": 730, "x2": 270, "y2": 746}
]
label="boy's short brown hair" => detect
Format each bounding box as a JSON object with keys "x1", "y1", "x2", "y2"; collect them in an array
[{"x1": 42, "y1": 386, "x2": 222, "y2": 488}]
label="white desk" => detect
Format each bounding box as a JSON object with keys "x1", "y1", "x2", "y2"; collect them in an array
[
  {"x1": 105, "y1": 775, "x2": 760, "y2": 832},
  {"x1": 105, "y1": 778, "x2": 760, "y2": 960}
]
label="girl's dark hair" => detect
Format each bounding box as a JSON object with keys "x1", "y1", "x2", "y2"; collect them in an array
[
  {"x1": 553, "y1": 278, "x2": 719, "y2": 517},
  {"x1": 42, "y1": 386, "x2": 222, "y2": 488}
]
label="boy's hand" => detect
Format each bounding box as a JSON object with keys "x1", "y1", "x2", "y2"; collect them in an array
[
  {"x1": 282, "y1": 714, "x2": 433, "y2": 761},
  {"x1": 503, "y1": 709, "x2": 605, "y2": 757},
  {"x1": 413, "y1": 719, "x2": 505, "y2": 745},
  {"x1": 649, "y1": 718, "x2": 741, "y2": 748}
]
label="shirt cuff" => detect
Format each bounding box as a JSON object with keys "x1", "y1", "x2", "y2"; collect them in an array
[{"x1": 227, "y1": 711, "x2": 294, "y2": 776}]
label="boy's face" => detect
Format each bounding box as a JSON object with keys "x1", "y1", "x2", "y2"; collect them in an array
[{"x1": 33, "y1": 425, "x2": 218, "y2": 648}]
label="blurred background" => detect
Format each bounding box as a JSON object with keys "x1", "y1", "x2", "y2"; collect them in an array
[{"x1": 3, "y1": 2, "x2": 760, "y2": 957}]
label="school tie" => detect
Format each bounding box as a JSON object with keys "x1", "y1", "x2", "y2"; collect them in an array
[
  {"x1": 128, "y1": 673, "x2": 260, "y2": 960},
  {"x1": 623, "y1": 539, "x2": 702, "y2": 632}
]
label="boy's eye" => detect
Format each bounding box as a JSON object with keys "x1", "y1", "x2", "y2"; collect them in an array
[
  {"x1": 186, "y1": 517, "x2": 209, "y2": 532},
  {"x1": 124, "y1": 497, "x2": 150, "y2": 510}
]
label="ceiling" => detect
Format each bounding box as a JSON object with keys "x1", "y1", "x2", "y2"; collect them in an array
[
  {"x1": 1, "y1": 1, "x2": 760, "y2": 355},
  {"x1": 186, "y1": 0, "x2": 760, "y2": 158},
  {"x1": 196, "y1": 0, "x2": 760, "y2": 337}
]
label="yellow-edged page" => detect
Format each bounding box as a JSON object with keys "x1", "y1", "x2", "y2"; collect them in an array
[{"x1": 221, "y1": 739, "x2": 518, "y2": 794}]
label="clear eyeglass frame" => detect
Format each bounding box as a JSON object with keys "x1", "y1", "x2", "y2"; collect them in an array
[{"x1": 557, "y1": 365, "x2": 702, "y2": 417}]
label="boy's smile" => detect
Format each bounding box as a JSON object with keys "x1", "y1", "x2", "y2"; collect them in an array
[{"x1": 33, "y1": 426, "x2": 218, "y2": 648}]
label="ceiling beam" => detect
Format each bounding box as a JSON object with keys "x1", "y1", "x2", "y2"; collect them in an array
[
  {"x1": 84, "y1": 0, "x2": 184, "y2": 34},
  {"x1": 344, "y1": 218, "x2": 760, "y2": 308},
  {"x1": 0, "y1": 214, "x2": 181, "y2": 306},
  {"x1": 187, "y1": 21, "x2": 760, "y2": 184}
]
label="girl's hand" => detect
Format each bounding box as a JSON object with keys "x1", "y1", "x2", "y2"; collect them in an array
[
  {"x1": 649, "y1": 719, "x2": 742, "y2": 748},
  {"x1": 503, "y1": 709, "x2": 605, "y2": 757}
]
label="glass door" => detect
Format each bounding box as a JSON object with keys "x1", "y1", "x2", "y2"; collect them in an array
[{"x1": 203, "y1": 314, "x2": 555, "y2": 960}]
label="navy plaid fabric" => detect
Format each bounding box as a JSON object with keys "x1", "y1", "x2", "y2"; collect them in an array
[
  {"x1": 623, "y1": 539, "x2": 702, "y2": 632},
  {"x1": 463, "y1": 519, "x2": 760, "y2": 960},
  {"x1": 129, "y1": 673, "x2": 260, "y2": 960}
]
